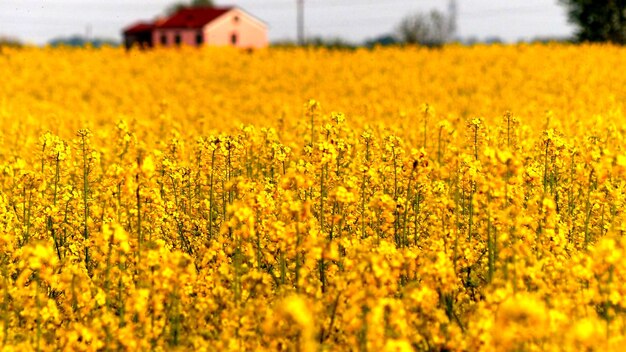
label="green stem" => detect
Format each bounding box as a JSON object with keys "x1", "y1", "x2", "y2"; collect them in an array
[
  {"x1": 23, "y1": 187, "x2": 32, "y2": 245},
  {"x1": 208, "y1": 149, "x2": 216, "y2": 239},
  {"x1": 487, "y1": 192, "x2": 494, "y2": 283},
  {"x1": 474, "y1": 124, "x2": 479, "y2": 161},
  {"x1": 437, "y1": 125, "x2": 443, "y2": 164},
  {"x1": 295, "y1": 222, "x2": 301, "y2": 291},
  {"x1": 35, "y1": 274, "x2": 41, "y2": 352},
  {"x1": 423, "y1": 106, "x2": 429, "y2": 149},
  {"x1": 468, "y1": 182, "x2": 474, "y2": 242},
  {"x1": 402, "y1": 171, "x2": 414, "y2": 248},
  {"x1": 319, "y1": 164, "x2": 327, "y2": 293},
  {"x1": 584, "y1": 169, "x2": 595, "y2": 247},
  {"x1": 81, "y1": 134, "x2": 90, "y2": 271},
  {"x1": 136, "y1": 174, "x2": 142, "y2": 264},
  {"x1": 542, "y1": 139, "x2": 550, "y2": 194}
]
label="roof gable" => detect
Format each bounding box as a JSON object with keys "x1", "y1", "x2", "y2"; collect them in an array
[
  {"x1": 123, "y1": 22, "x2": 155, "y2": 34},
  {"x1": 156, "y1": 7, "x2": 233, "y2": 29}
]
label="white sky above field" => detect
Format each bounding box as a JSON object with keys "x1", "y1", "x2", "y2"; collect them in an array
[{"x1": 0, "y1": 0, "x2": 574, "y2": 45}]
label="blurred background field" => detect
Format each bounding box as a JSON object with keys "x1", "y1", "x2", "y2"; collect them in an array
[{"x1": 2, "y1": 44, "x2": 626, "y2": 145}]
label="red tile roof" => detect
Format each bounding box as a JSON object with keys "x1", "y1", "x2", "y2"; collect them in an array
[
  {"x1": 123, "y1": 22, "x2": 155, "y2": 34},
  {"x1": 156, "y1": 7, "x2": 233, "y2": 29}
]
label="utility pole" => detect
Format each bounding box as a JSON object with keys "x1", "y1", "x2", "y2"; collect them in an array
[
  {"x1": 85, "y1": 24, "x2": 92, "y2": 42},
  {"x1": 297, "y1": 0, "x2": 304, "y2": 45},
  {"x1": 448, "y1": 0, "x2": 458, "y2": 40}
]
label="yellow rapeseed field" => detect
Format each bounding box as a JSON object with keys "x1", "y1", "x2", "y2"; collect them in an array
[{"x1": 1, "y1": 43, "x2": 626, "y2": 351}]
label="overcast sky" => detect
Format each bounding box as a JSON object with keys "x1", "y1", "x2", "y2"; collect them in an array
[{"x1": 0, "y1": 0, "x2": 574, "y2": 44}]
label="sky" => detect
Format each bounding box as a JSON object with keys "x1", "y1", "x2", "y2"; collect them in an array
[{"x1": 0, "y1": 0, "x2": 574, "y2": 45}]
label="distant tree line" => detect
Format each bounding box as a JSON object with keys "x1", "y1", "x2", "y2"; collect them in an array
[
  {"x1": 395, "y1": 9, "x2": 454, "y2": 46},
  {"x1": 393, "y1": 2, "x2": 626, "y2": 46},
  {"x1": 48, "y1": 36, "x2": 118, "y2": 48},
  {"x1": 560, "y1": 0, "x2": 626, "y2": 44},
  {"x1": 0, "y1": 36, "x2": 23, "y2": 48},
  {"x1": 166, "y1": 0, "x2": 215, "y2": 15}
]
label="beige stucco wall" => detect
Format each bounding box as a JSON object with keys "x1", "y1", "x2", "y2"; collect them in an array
[{"x1": 204, "y1": 9, "x2": 268, "y2": 49}]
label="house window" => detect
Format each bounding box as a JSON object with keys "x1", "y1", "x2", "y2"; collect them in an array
[
  {"x1": 231, "y1": 33, "x2": 238, "y2": 45},
  {"x1": 175, "y1": 33, "x2": 181, "y2": 46},
  {"x1": 196, "y1": 32, "x2": 203, "y2": 45},
  {"x1": 161, "y1": 34, "x2": 167, "y2": 45},
  {"x1": 233, "y1": 16, "x2": 240, "y2": 23}
]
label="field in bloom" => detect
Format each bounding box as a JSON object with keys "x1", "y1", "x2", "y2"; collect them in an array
[{"x1": 1, "y1": 43, "x2": 626, "y2": 351}]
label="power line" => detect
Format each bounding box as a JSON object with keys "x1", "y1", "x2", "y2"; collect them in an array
[{"x1": 460, "y1": 6, "x2": 549, "y2": 18}]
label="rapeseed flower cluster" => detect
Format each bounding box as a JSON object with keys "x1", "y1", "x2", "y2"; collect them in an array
[{"x1": 0, "y1": 43, "x2": 626, "y2": 350}]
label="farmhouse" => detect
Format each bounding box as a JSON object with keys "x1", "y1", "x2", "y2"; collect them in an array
[{"x1": 123, "y1": 6, "x2": 268, "y2": 49}]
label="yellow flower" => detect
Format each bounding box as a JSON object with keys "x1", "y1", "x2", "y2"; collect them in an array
[{"x1": 141, "y1": 154, "x2": 155, "y2": 175}]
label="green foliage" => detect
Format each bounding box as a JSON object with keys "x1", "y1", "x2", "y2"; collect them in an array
[
  {"x1": 560, "y1": 0, "x2": 626, "y2": 43},
  {"x1": 305, "y1": 37, "x2": 357, "y2": 50},
  {"x1": 48, "y1": 36, "x2": 119, "y2": 48},
  {"x1": 0, "y1": 36, "x2": 22, "y2": 48},
  {"x1": 271, "y1": 37, "x2": 358, "y2": 50},
  {"x1": 166, "y1": 0, "x2": 215, "y2": 15},
  {"x1": 395, "y1": 10, "x2": 453, "y2": 46}
]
